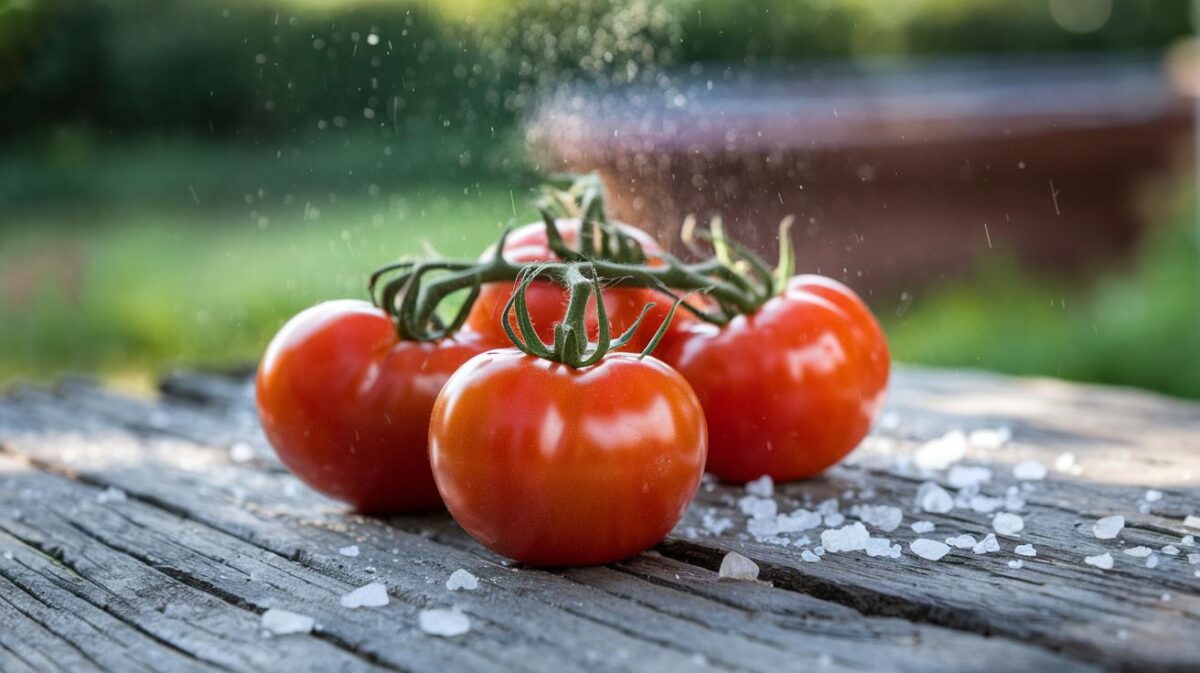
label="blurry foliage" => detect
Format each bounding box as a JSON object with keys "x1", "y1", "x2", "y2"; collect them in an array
[{"x1": 886, "y1": 186, "x2": 1200, "y2": 399}]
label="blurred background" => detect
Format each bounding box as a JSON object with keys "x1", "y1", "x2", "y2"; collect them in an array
[{"x1": 1, "y1": 0, "x2": 1197, "y2": 397}]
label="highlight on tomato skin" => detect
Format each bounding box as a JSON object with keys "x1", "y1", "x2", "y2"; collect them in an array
[
  {"x1": 256, "y1": 300, "x2": 488, "y2": 513},
  {"x1": 657, "y1": 275, "x2": 890, "y2": 484},
  {"x1": 428, "y1": 349, "x2": 708, "y2": 567},
  {"x1": 464, "y1": 218, "x2": 698, "y2": 352}
]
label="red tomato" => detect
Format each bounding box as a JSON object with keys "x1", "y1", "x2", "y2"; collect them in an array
[
  {"x1": 657, "y1": 275, "x2": 890, "y2": 483},
  {"x1": 256, "y1": 300, "x2": 487, "y2": 513},
  {"x1": 465, "y1": 219, "x2": 695, "y2": 352},
  {"x1": 429, "y1": 350, "x2": 707, "y2": 566}
]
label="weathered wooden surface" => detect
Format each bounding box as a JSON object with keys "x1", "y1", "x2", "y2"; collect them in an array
[{"x1": 1, "y1": 367, "x2": 1197, "y2": 672}]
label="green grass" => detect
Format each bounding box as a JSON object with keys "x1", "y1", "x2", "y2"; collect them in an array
[{"x1": 0, "y1": 182, "x2": 528, "y2": 382}]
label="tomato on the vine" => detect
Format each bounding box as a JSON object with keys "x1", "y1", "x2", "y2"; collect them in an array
[
  {"x1": 256, "y1": 300, "x2": 487, "y2": 513},
  {"x1": 657, "y1": 275, "x2": 889, "y2": 484},
  {"x1": 429, "y1": 350, "x2": 707, "y2": 566},
  {"x1": 465, "y1": 219, "x2": 696, "y2": 351}
]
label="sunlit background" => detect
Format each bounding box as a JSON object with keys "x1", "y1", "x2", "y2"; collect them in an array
[{"x1": 1, "y1": 0, "x2": 1197, "y2": 397}]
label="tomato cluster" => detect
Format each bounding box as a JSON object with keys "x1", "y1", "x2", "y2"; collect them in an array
[{"x1": 256, "y1": 179, "x2": 890, "y2": 566}]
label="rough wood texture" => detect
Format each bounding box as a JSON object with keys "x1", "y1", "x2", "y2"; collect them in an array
[{"x1": 1, "y1": 367, "x2": 1197, "y2": 672}]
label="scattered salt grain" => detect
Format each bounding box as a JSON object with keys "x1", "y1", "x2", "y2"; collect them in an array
[
  {"x1": 1012, "y1": 460, "x2": 1047, "y2": 481},
  {"x1": 1145, "y1": 555, "x2": 1160, "y2": 569},
  {"x1": 813, "y1": 546, "x2": 825, "y2": 557},
  {"x1": 718, "y1": 551, "x2": 760, "y2": 581},
  {"x1": 261, "y1": 608, "x2": 314, "y2": 636},
  {"x1": 1092, "y1": 515, "x2": 1124, "y2": 540},
  {"x1": 419, "y1": 608, "x2": 471, "y2": 637},
  {"x1": 340, "y1": 582, "x2": 389, "y2": 609},
  {"x1": 916, "y1": 482, "x2": 954, "y2": 514},
  {"x1": 821, "y1": 522, "x2": 870, "y2": 553},
  {"x1": 911, "y1": 521, "x2": 935, "y2": 534},
  {"x1": 1008, "y1": 560, "x2": 1024, "y2": 569},
  {"x1": 1182, "y1": 535, "x2": 1195, "y2": 546},
  {"x1": 1144, "y1": 489, "x2": 1163, "y2": 503},
  {"x1": 852, "y1": 505, "x2": 903, "y2": 532},
  {"x1": 945, "y1": 534, "x2": 977, "y2": 549},
  {"x1": 338, "y1": 545, "x2": 360, "y2": 558},
  {"x1": 801, "y1": 550, "x2": 821, "y2": 563},
  {"x1": 1003, "y1": 486, "x2": 1027, "y2": 512},
  {"x1": 1084, "y1": 553, "x2": 1113, "y2": 570},
  {"x1": 1188, "y1": 553, "x2": 1200, "y2": 565},
  {"x1": 738, "y1": 496, "x2": 778, "y2": 520},
  {"x1": 915, "y1": 431, "x2": 967, "y2": 471},
  {"x1": 1015, "y1": 544, "x2": 1037, "y2": 557},
  {"x1": 947, "y1": 465, "x2": 992, "y2": 489},
  {"x1": 823, "y1": 512, "x2": 846, "y2": 528},
  {"x1": 969, "y1": 495, "x2": 1005, "y2": 513},
  {"x1": 865, "y1": 537, "x2": 902, "y2": 559},
  {"x1": 972, "y1": 533, "x2": 1000, "y2": 554},
  {"x1": 1054, "y1": 452, "x2": 1076, "y2": 472},
  {"x1": 968, "y1": 427, "x2": 1012, "y2": 449},
  {"x1": 702, "y1": 510, "x2": 734, "y2": 536},
  {"x1": 95, "y1": 487, "x2": 127, "y2": 504},
  {"x1": 2, "y1": 551, "x2": 12, "y2": 560},
  {"x1": 1184, "y1": 515, "x2": 1200, "y2": 530},
  {"x1": 745, "y1": 475, "x2": 774, "y2": 498},
  {"x1": 1161, "y1": 545, "x2": 1180, "y2": 556},
  {"x1": 776, "y1": 510, "x2": 823, "y2": 533},
  {"x1": 910, "y1": 539, "x2": 951, "y2": 561},
  {"x1": 1123, "y1": 546, "x2": 1152, "y2": 558},
  {"x1": 228, "y1": 442, "x2": 255, "y2": 463},
  {"x1": 446, "y1": 569, "x2": 479, "y2": 591},
  {"x1": 993, "y1": 513, "x2": 1024, "y2": 536}
]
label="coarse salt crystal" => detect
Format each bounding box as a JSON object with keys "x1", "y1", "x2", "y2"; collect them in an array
[
  {"x1": 1015, "y1": 544, "x2": 1036, "y2": 557},
  {"x1": 969, "y1": 495, "x2": 1005, "y2": 513},
  {"x1": 1188, "y1": 553, "x2": 1200, "y2": 565},
  {"x1": 947, "y1": 465, "x2": 992, "y2": 489},
  {"x1": 2, "y1": 551, "x2": 12, "y2": 560},
  {"x1": 1092, "y1": 515, "x2": 1124, "y2": 540},
  {"x1": 1054, "y1": 452, "x2": 1076, "y2": 472},
  {"x1": 340, "y1": 582, "x2": 389, "y2": 609},
  {"x1": 968, "y1": 427, "x2": 1012, "y2": 449},
  {"x1": 911, "y1": 521, "x2": 935, "y2": 534},
  {"x1": 261, "y1": 608, "x2": 314, "y2": 636},
  {"x1": 719, "y1": 551, "x2": 760, "y2": 580},
  {"x1": 1184, "y1": 515, "x2": 1200, "y2": 530},
  {"x1": 1123, "y1": 546, "x2": 1152, "y2": 558},
  {"x1": 1146, "y1": 555, "x2": 1160, "y2": 569},
  {"x1": 1012, "y1": 460, "x2": 1047, "y2": 481},
  {"x1": 419, "y1": 608, "x2": 471, "y2": 637},
  {"x1": 1182, "y1": 535, "x2": 1194, "y2": 546},
  {"x1": 738, "y1": 496, "x2": 777, "y2": 520},
  {"x1": 1007, "y1": 559, "x2": 1024, "y2": 569},
  {"x1": 852, "y1": 505, "x2": 903, "y2": 532},
  {"x1": 915, "y1": 431, "x2": 967, "y2": 471},
  {"x1": 821, "y1": 522, "x2": 870, "y2": 553},
  {"x1": 823, "y1": 512, "x2": 846, "y2": 527},
  {"x1": 945, "y1": 534, "x2": 977, "y2": 549},
  {"x1": 446, "y1": 569, "x2": 479, "y2": 591},
  {"x1": 745, "y1": 475, "x2": 774, "y2": 498},
  {"x1": 910, "y1": 539, "x2": 951, "y2": 561},
  {"x1": 338, "y1": 545, "x2": 360, "y2": 558},
  {"x1": 228, "y1": 442, "x2": 255, "y2": 463},
  {"x1": 916, "y1": 482, "x2": 954, "y2": 514},
  {"x1": 1144, "y1": 489, "x2": 1163, "y2": 503},
  {"x1": 993, "y1": 513, "x2": 1024, "y2": 536},
  {"x1": 801, "y1": 550, "x2": 821, "y2": 563},
  {"x1": 865, "y1": 537, "x2": 902, "y2": 559},
  {"x1": 1084, "y1": 553, "x2": 1113, "y2": 570},
  {"x1": 1161, "y1": 545, "x2": 1180, "y2": 556},
  {"x1": 777, "y1": 510, "x2": 823, "y2": 533},
  {"x1": 972, "y1": 533, "x2": 1000, "y2": 554}
]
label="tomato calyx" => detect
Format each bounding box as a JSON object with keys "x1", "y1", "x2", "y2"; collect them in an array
[{"x1": 501, "y1": 263, "x2": 682, "y2": 367}]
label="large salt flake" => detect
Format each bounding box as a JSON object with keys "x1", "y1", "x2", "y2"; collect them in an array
[
  {"x1": 340, "y1": 582, "x2": 389, "y2": 609},
  {"x1": 915, "y1": 431, "x2": 967, "y2": 471},
  {"x1": 419, "y1": 608, "x2": 471, "y2": 637},
  {"x1": 852, "y1": 505, "x2": 903, "y2": 532},
  {"x1": 972, "y1": 533, "x2": 1000, "y2": 554},
  {"x1": 865, "y1": 537, "x2": 901, "y2": 559},
  {"x1": 718, "y1": 551, "x2": 760, "y2": 581},
  {"x1": 993, "y1": 513, "x2": 1024, "y2": 536},
  {"x1": 910, "y1": 539, "x2": 951, "y2": 561},
  {"x1": 1084, "y1": 553, "x2": 1114, "y2": 570},
  {"x1": 820, "y1": 522, "x2": 870, "y2": 553},
  {"x1": 745, "y1": 475, "x2": 774, "y2": 498},
  {"x1": 261, "y1": 608, "x2": 314, "y2": 636},
  {"x1": 915, "y1": 482, "x2": 953, "y2": 514},
  {"x1": 1092, "y1": 515, "x2": 1124, "y2": 540},
  {"x1": 446, "y1": 569, "x2": 479, "y2": 591}
]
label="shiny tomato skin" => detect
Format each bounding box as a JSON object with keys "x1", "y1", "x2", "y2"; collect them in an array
[
  {"x1": 657, "y1": 275, "x2": 890, "y2": 484},
  {"x1": 429, "y1": 350, "x2": 707, "y2": 566},
  {"x1": 256, "y1": 300, "x2": 487, "y2": 513},
  {"x1": 465, "y1": 219, "x2": 696, "y2": 352}
]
